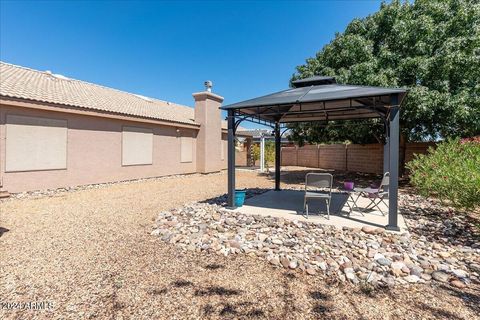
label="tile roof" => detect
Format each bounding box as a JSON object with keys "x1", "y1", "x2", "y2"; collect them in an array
[{"x1": 0, "y1": 62, "x2": 198, "y2": 126}]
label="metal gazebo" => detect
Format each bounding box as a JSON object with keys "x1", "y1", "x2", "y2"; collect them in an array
[{"x1": 221, "y1": 76, "x2": 407, "y2": 230}]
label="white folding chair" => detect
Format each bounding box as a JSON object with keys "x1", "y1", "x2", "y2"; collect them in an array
[{"x1": 304, "y1": 173, "x2": 333, "y2": 219}]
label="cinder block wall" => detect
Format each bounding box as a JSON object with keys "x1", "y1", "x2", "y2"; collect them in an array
[
  {"x1": 319, "y1": 145, "x2": 347, "y2": 171},
  {"x1": 347, "y1": 144, "x2": 383, "y2": 173},
  {"x1": 281, "y1": 147, "x2": 297, "y2": 166},
  {"x1": 405, "y1": 142, "x2": 435, "y2": 163},
  {"x1": 297, "y1": 145, "x2": 318, "y2": 168},
  {"x1": 281, "y1": 142, "x2": 435, "y2": 174}
]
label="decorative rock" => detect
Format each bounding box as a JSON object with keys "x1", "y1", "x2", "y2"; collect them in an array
[
  {"x1": 280, "y1": 257, "x2": 290, "y2": 268},
  {"x1": 391, "y1": 268, "x2": 403, "y2": 277},
  {"x1": 272, "y1": 239, "x2": 283, "y2": 245},
  {"x1": 306, "y1": 268, "x2": 316, "y2": 275},
  {"x1": 391, "y1": 261, "x2": 405, "y2": 270},
  {"x1": 229, "y1": 240, "x2": 241, "y2": 249},
  {"x1": 345, "y1": 272, "x2": 357, "y2": 282},
  {"x1": 432, "y1": 271, "x2": 450, "y2": 283},
  {"x1": 383, "y1": 276, "x2": 395, "y2": 287},
  {"x1": 361, "y1": 226, "x2": 376, "y2": 234},
  {"x1": 452, "y1": 269, "x2": 468, "y2": 278},
  {"x1": 373, "y1": 253, "x2": 385, "y2": 260},
  {"x1": 284, "y1": 239, "x2": 296, "y2": 247},
  {"x1": 367, "y1": 250, "x2": 377, "y2": 258},
  {"x1": 289, "y1": 260, "x2": 298, "y2": 269},
  {"x1": 344, "y1": 267, "x2": 354, "y2": 275},
  {"x1": 270, "y1": 257, "x2": 280, "y2": 266},
  {"x1": 377, "y1": 258, "x2": 392, "y2": 266},
  {"x1": 150, "y1": 199, "x2": 477, "y2": 288},
  {"x1": 257, "y1": 233, "x2": 268, "y2": 242},
  {"x1": 421, "y1": 273, "x2": 432, "y2": 281},
  {"x1": 404, "y1": 275, "x2": 420, "y2": 283},
  {"x1": 450, "y1": 279, "x2": 466, "y2": 289},
  {"x1": 469, "y1": 263, "x2": 480, "y2": 273},
  {"x1": 437, "y1": 251, "x2": 450, "y2": 258}
]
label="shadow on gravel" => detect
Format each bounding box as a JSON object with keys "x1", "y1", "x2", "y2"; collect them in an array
[
  {"x1": 437, "y1": 284, "x2": 480, "y2": 314},
  {"x1": 0, "y1": 227, "x2": 9, "y2": 237},
  {"x1": 400, "y1": 198, "x2": 480, "y2": 247},
  {"x1": 413, "y1": 302, "x2": 465, "y2": 320},
  {"x1": 310, "y1": 290, "x2": 333, "y2": 316},
  {"x1": 149, "y1": 288, "x2": 168, "y2": 295},
  {"x1": 203, "y1": 302, "x2": 265, "y2": 318},
  {"x1": 195, "y1": 286, "x2": 241, "y2": 297},
  {"x1": 198, "y1": 188, "x2": 270, "y2": 207},
  {"x1": 204, "y1": 263, "x2": 224, "y2": 270},
  {"x1": 168, "y1": 276, "x2": 270, "y2": 318},
  {"x1": 173, "y1": 280, "x2": 194, "y2": 288}
]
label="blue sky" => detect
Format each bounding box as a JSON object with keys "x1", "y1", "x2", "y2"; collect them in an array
[{"x1": 0, "y1": 0, "x2": 382, "y2": 129}]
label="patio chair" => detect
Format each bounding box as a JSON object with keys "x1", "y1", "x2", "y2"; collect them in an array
[
  {"x1": 303, "y1": 173, "x2": 333, "y2": 219},
  {"x1": 352, "y1": 172, "x2": 389, "y2": 215}
]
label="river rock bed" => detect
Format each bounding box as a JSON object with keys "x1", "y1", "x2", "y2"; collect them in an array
[{"x1": 152, "y1": 199, "x2": 479, "y2": 288}]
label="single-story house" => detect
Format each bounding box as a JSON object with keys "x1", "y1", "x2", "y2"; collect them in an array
[{"x1": 0, "y1": 62, "x2": 248, "y2": 194}]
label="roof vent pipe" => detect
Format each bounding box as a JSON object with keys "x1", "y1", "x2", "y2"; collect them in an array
[{"x1": 204, "y1": 80, "x2": 212, "y2": 92}]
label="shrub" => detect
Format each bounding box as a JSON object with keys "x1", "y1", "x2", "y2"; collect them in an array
[
  {"x1": 407, "y1": 139, "x2": 480, "y2": 210},
  {"x1": 251, "y1": 144, "x2": 260, "y2": 166},
  {"x1": 250, "y1": 142, "x2": 276, "y2": 171}
]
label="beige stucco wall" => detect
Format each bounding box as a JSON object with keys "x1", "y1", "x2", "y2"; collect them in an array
[
  {"x1": 221, "y1": 132, "x2": 227, "y2": 169},
  {"x1": 0, "y1": 104, "x2": 198, "y2": 193}
]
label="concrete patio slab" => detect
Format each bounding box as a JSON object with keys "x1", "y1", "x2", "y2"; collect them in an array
[{"x1": 233, "y1": 190, "x2": 408, "y2": 232}]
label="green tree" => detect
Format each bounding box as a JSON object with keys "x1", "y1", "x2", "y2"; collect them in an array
[{"x1": 289, "y1": 0, "x2": 480, "y2": 145}]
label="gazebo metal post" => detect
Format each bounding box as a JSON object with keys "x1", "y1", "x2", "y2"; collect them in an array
[
  {"x1": 383, "y1": 135, "x2": 390, "y2": 174},
  {"x1": 227, "y1": 109, "x2": 236, "y2": 209},
  {"x1": 274, "y1": 121, "x2": 281, "y2": 191},
  {"x1": 386, "y1": 94, "x2": 400, "y2": 231}
]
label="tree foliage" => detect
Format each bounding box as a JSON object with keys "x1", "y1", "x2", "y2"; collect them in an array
[
  {"x1": 407, "y1": 138, "x2": 480, "y2": 210},
  {"x1": 289, "y1": 0, "x2": 480, "y2": 145},
  {"x1": 250, "y1": 141, "x2": 275, "y2": 171}
]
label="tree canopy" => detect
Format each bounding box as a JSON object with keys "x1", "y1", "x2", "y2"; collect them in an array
[{"x1": 289, "y1": 0, "x2": 480, "y2": 145}]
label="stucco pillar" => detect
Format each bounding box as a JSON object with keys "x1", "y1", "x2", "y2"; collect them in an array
[{"x1": 193, "y1": 91, "x2": 224, "y2": 173}]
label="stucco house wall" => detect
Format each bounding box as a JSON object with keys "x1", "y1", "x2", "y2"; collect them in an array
[
  {"x1": 0, "y1": 62, "x2": 252, "y2": 194},
  {"x1": 0, "y1": 103, "x2": 199, "y2": 193}
]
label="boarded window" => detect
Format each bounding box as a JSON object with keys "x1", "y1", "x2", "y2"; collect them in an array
[
  {"x1": 6, "y1": 115, "x2": 67, "y2": 172},
  {"x1": 122, "y1": 126, "x2": 153, "y2": 166},
  {"x1": 180, "y1": 135, "x2": 193, "y2": 163}
]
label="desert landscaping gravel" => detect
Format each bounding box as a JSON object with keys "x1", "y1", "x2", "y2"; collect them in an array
[{"x1": 1, "y1": 168, "x2": 479, "y2": 319}]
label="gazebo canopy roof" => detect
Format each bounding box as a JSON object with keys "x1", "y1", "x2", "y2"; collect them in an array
[{"x1": 221, "y1": 76, "x2": 407, "y2": 124}]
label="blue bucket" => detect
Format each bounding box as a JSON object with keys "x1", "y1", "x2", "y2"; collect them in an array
[{"x1": 235, "y1": 189, "x2": 247, "y2": 207}]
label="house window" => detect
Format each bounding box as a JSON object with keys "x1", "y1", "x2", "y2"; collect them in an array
[
  {"x1": 180, "y1": 135, "x2": 193, "y2": 163},
  {"x1": 122, "y1": 126, "x2": 153, "y2": 166},
  {"x1": 5, "y1": 114, "x2": 67, "y2": 172}
]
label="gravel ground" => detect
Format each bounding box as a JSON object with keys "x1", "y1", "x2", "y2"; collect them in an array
[{"x1": 1, "y1": 169, "x2": 479, "y2": 319}]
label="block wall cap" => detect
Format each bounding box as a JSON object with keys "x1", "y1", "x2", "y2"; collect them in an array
[{"x1": 192, "y1": 91, "x2": 224, "y2": 103}]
